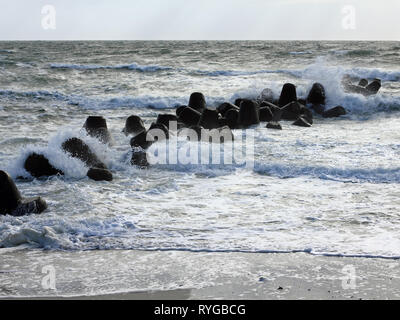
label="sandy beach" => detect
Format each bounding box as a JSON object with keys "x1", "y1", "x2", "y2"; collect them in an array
[{"x1": 0, "y1": 249, "x2": 399, "y2": 300}]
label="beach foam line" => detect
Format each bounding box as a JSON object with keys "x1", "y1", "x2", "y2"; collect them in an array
[
  {"x1": 125, "y1": 247, "x2": 400, "y2": 260},
  {"x1": 2, "y1": 240, "x2": 399, "y2": 260}
]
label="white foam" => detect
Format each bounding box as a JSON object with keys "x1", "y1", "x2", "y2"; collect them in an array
[
  {"x1": 7, "y1": 128, "x2": 116, "y2": 179},
  {"x1": 2, "y1": 43, "x2": 400, "y2": 259},
  {"x1": 264, "y1": 58, "x2": 400, "y2": 113}
]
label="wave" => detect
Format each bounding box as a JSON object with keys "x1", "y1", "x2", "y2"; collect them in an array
[
  {"x1": 70, "y1": 95, "x2": 190, "y2": 110},
  {"x1": 0, "y1": 50, "x2": 14, "y2": 54},
  {"x1": 7, "y1": 128, "x2": 112, "y2": 179},
  {"x1": 190, "y1": 69, "x2": 278, "y2": 77},
  {"x1": 50, "y1": 62, "x2": 172, "y2": 72},
  {"x1": 279, "y1": 64, "x2": 400, "y2": 82},
  {"x1": 281, "y1": 60, "x2": 400, "y2": 113},
  {"x1": 289, "y1": 51, "x2": 313, "y2": 55},
  {"x1": 14, "y1": 58, "x2": 400, "y2": 84},
  {"x1": 329, "y1": 49, "x2": 376, "y2": 57},
  {"x1": 254, "y1": 163, "x2": 400, "y2": 184},
  {"x1": 0, "y1": 89, "x2": 224, "y2": 110},
  {"x1": 0, "y1": 216, "x2": 137, "y2": 250},
  {"x1": 190, "y1": 63, "x2": 400, "y2": 82},
  {"x1": 146, "y1": 140, "x2": 400, "y2": 183},
  {"x1": 1, "y1": 86, "x2": 400, "y2": 116},
  {"x1": 346, "y1": 67, "x2": 400, "y2": 82},
  {"x1": 3, "y1": 57, "x2": 400, "y2": 114},
  {"x1": 0, "y1": 89, "x2": 177, "y2": 109},
  {"x1": 0, "y1": 137, "x2": 43, "y2": 146},
  {"x1": 1, "y1": 223, "x2": 399, "y2": 260},
  {"x1": 0, "y1": 89, "x2": 68, "y2": 101}
]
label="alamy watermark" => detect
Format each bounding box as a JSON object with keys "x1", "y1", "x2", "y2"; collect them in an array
[
  {"x1": 41, "y1": 5, "x2": 56, "y2": 30},
  {"x1": 41, "y1": 265, "x2": 57, "y2": 291},
  {"x1": 342, "y1": 5, "x2": 356, "y2": 30},
  {"x1": 140, "y1": 123, "x2": 255, "y2": 169},
  {"x1": 341, "y1": 265, "x2": 357, "y2": 290}
]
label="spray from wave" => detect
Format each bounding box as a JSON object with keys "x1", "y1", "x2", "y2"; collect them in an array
[{"x1": 2, "y1": 57, "x2": 400, "y2": 114}]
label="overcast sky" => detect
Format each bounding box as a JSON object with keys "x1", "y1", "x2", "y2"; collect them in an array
[{"x1": 0, "y1": 0, "x2": 399, "y2": 40}]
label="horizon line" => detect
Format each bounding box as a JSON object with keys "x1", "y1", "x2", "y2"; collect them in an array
[{"x1": 0, "y1": 39, "x2": 399, "y2": 42}]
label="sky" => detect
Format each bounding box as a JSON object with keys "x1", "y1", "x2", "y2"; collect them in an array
[{"x1": 0, "y1": 0, "x2": 399, "y2": 40}]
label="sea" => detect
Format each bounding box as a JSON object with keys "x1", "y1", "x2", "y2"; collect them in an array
[{"x1": 0, "y1": 41, "x2": 400, "y2": 266}]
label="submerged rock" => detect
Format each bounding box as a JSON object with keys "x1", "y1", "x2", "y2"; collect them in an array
[
  {"x1": 84, "y1": 116, "x2": 112, "y2": 144},
  {"x1": 281, "y1": 101, "x2": 303, "y2": 120},
  {"x1": 178, "y1": 107, "x2": 202, "y2": 127},
  {"x1": 238, "y1": 99, "x2": 260, "y2": 127},
  {"x1": 266, "y1": 122, "x2": 282, "y2": 130},
  {"x1": 311, "y1": 104, "x2": 325, "y2": 115},
  {"x1": 130, "y1": 130, "x2": 154, "y2": 150},
  {"x1": 188, "y1": 92, "x2": 206, "y2": 112},
  {"x1": 358, "y1": 79, "x2": 368, "y2": 87},
  {"x1": 181, "y1": 125, "x2": 234, "y2": 143},
  {"x1": 123, "y1": 115, "x2": 145, "y2": 136},
  {"x1": 176, "y1": 105, "x2": 187, "y2": 117},
  {"x1": 131, "y1": 149, "x2": 149, "y2": 168},
  {"x1": 234, "y1": 98, "x2": 244, "y2": 107},
  {"x1": 0, "y1": 170, "x2": 47, "y2": 216},
  {"x1": 261, "y1": 101, "x2": 281, "y2": 116},
  {"x1": 149, "y1": 122, "x2": 170, "y2": 140},
  {"x1": 257, "y1": 88, "x2": 274, "y2": 103},
  {"x1": 87, "y1": 168, "x2": 113, "y2": 182},
  {"x1": 301, "y1": 107, "x2": 314, "y2": 125},
  {"x1": 24, "y1": 153, "x2": 64, "y2": 178},
  {"x1": 217, "y1": 102, "x2": 239, "y2": 117},
  {"x1": 366, "y1": 79, "x2": 381, "y2": 95},
  {"x1": 323, "y1": 106, "x2": 347, "y2": 118},
  {"x1": 224, "y1": 108, "x2": 239, "y2": 129},
  {"x1": 156, "y1": 114, "x2": 178, "y2": 131},
  {"x1": 307, "y1": 83, "x2": 326, "y2": 105},
  {"x1": 342, "y1": 77, "x2": 382, "y2": 96},
  {"x1": 279, "y1": 83, "x2": 297, "y2": 107},
  {"x1": 259, "y1": 106, "x2": 274, "y2": 122},
  {"x1": 62, "y1": 137, "x2": 107, "y2": 170},
  {"x1": 293, "y1": 117, "x2": 312, "y2": 127},
  {"x1": 199, "y1": 108, "x2": 220, "y2": 129},
  {"x1": 297, "y1": 98, "x2": 307, "y2": 106}
]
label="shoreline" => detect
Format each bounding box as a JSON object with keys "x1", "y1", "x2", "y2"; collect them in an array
[{"x1": 1, "y1": 249, "x2": 399, "y2": 300}]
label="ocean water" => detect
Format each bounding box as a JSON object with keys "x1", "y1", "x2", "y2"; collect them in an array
[{"x1": 1, "y1": 41, "x2": 400, "y2": 259}]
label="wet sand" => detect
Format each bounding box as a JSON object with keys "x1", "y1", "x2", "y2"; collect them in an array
[{"x1": 0, "y1": 249, "x2": 399, "y2": 300}]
